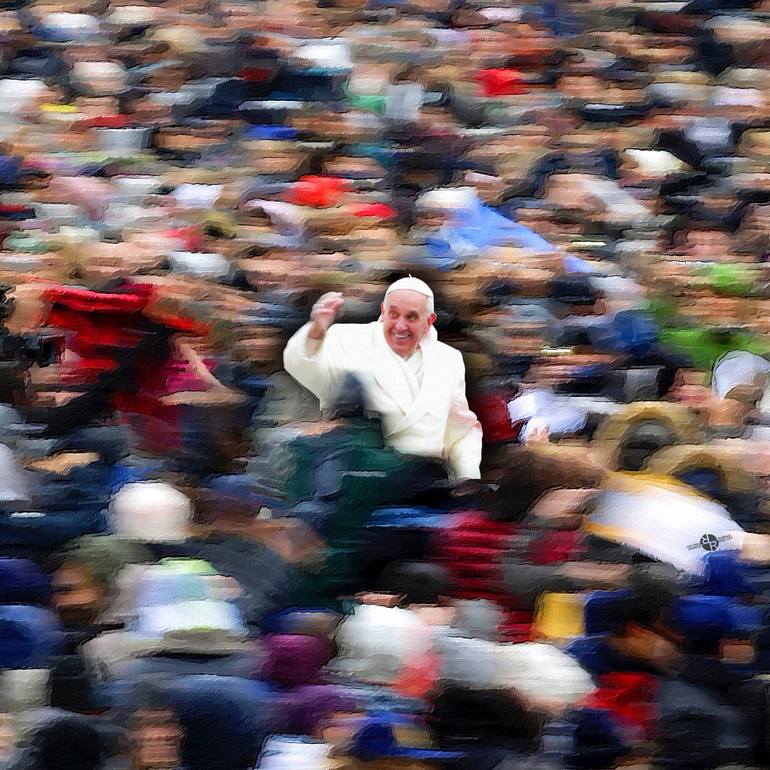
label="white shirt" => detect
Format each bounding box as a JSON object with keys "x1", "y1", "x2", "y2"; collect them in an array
[{"x1": 308, "y1": 329, "x2": 427, "y2": 397}]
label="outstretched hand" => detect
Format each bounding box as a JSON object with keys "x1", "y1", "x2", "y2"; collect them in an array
[{"x1": 309, "y1": 292, "x2": 344, "y2": 339}]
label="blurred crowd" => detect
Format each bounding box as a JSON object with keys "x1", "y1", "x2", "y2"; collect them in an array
[{"x1": 2, "y1": 0, "x2": 770, "y2": 767}]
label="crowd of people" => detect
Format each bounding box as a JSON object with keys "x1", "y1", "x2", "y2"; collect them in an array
[{"x1": 2, "y1": 0, "x2": 770, "y2": 766}]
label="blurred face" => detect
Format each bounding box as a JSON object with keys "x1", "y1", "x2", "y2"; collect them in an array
[
  {"x1": 685, "y1": 229, "x2": 734, "y2": 259},
  {"x1": 51, "y1": 563, "x2": 106, "y2": 625},
  {"x1": 132, "y1": 709, "x2": 183, "y2": 770},
  {"x1": 381, "y1": 289, "x2": 436, "y2": 359}
]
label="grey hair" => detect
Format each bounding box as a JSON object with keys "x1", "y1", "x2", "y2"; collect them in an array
[{"x1": 383, "y1": 290, "x2": 434, "y2": 316}]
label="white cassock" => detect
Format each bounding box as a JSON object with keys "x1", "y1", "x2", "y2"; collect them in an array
[{"x1": 283, "y1": 320, "x2": 483, "y2": 480}]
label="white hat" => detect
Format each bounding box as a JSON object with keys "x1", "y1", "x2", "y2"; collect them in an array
[
  {"x1": 111, "y1": 482, "x2": 192, "y2": 543},
  {"x1": 416, "y1": 187, "x2": 477, "y2": 213},
  {"x1": 384, "y1": 276, "x2": 434, "y2": 309},
  {"x1": 712, "y1": 350, "x2": 770, "y2": 400}
]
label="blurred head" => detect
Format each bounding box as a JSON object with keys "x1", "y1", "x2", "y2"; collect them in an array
[
  {"x1": 51, "y1": 561, "x2": 107, "y2": 625},
  {"x1": 617, "y1": 420, "x2": 678, "y2": 472},
  {"x1": 131, "y1": 708, "x2": 184, "y2": 770},
  {"x1": 35, "y1": 718, "x2": 102, "y2": 770},
  {"x1": 380, "y1": 278, "x2": 436, "y2": 359}
]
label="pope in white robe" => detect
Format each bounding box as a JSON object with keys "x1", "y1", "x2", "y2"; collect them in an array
[{"x1": 283, "y1": 277, "x2": 483, "y2": 480}]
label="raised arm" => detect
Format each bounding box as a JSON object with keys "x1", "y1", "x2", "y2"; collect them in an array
[{"x1": 283, "y1": 292, "x2": 344, "y2": 403}]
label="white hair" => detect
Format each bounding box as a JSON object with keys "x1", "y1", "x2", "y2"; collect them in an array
[{"x1": 384, "y1": 277, "x2": 434, "y2": 315}]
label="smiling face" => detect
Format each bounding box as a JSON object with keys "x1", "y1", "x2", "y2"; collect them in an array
[{"x1": 381, "y1": 289, "x2": 436, "y2": 359}]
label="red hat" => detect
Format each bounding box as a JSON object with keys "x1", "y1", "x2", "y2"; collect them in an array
[
  {"x1": 350, "y1": 203, "x2": 397, "y2": 220},
  {"x1": 475, "y1": 69, "x2": 527, "y2": 97},
  {"x1": 287, "y1": 176, "x2": 350, "y2": 208}
]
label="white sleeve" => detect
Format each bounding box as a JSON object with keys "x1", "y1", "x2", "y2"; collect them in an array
[
  {"x1": 443, "y1": 358, "x2": 483, "y2": 480},
  {"x1": 282, "y1": 322, "x2": 337, "y2": 405}
]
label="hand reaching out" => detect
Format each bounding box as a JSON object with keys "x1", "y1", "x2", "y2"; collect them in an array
[{"x1": 309, "y1": 292, "x2": 344, "y2": 340}]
